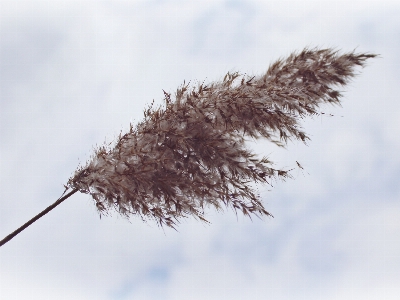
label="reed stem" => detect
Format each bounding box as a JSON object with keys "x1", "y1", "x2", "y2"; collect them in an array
[{"x1": 0, "y1": 188, "x2": 79, "y2": 247}]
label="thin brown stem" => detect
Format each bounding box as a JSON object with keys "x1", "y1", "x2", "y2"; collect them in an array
[{"x1": 0, "y1": 188, "x2": 79, "y2": 247}]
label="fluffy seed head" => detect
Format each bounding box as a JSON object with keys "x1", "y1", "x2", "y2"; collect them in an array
[{"x1": 67, "y1": 47, "x2": 377, "y2": 228}]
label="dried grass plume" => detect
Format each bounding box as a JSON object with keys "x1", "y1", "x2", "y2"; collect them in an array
[
  {"x1": 67, "y1": 47, "x2": 377, "y2": 228},
  {"x1": 0, "y1": 47, "x2": 377, "y2": 247}
]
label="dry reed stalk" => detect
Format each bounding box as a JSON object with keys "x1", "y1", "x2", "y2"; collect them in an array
[{"x1": 0, "y1": 47, "x2": 377, "y2": 247}]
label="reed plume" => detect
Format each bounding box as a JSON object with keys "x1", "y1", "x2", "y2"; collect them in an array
[{"x1": 0, "y1": 47, "x2": 377, "y2": 246}]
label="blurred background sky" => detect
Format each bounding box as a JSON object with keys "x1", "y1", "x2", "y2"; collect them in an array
[{"x1": 0, "y1": 0, "x2": 399, "y2": 299}]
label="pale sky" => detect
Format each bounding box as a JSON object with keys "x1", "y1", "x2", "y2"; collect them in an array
[{"x1": 1, "y1": 1, "x2": 399, "y2": 299}]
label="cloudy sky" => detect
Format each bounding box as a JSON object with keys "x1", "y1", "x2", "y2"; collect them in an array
[{"x1": 0, "y1": 0, "x2": 399, "y2": 299}]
